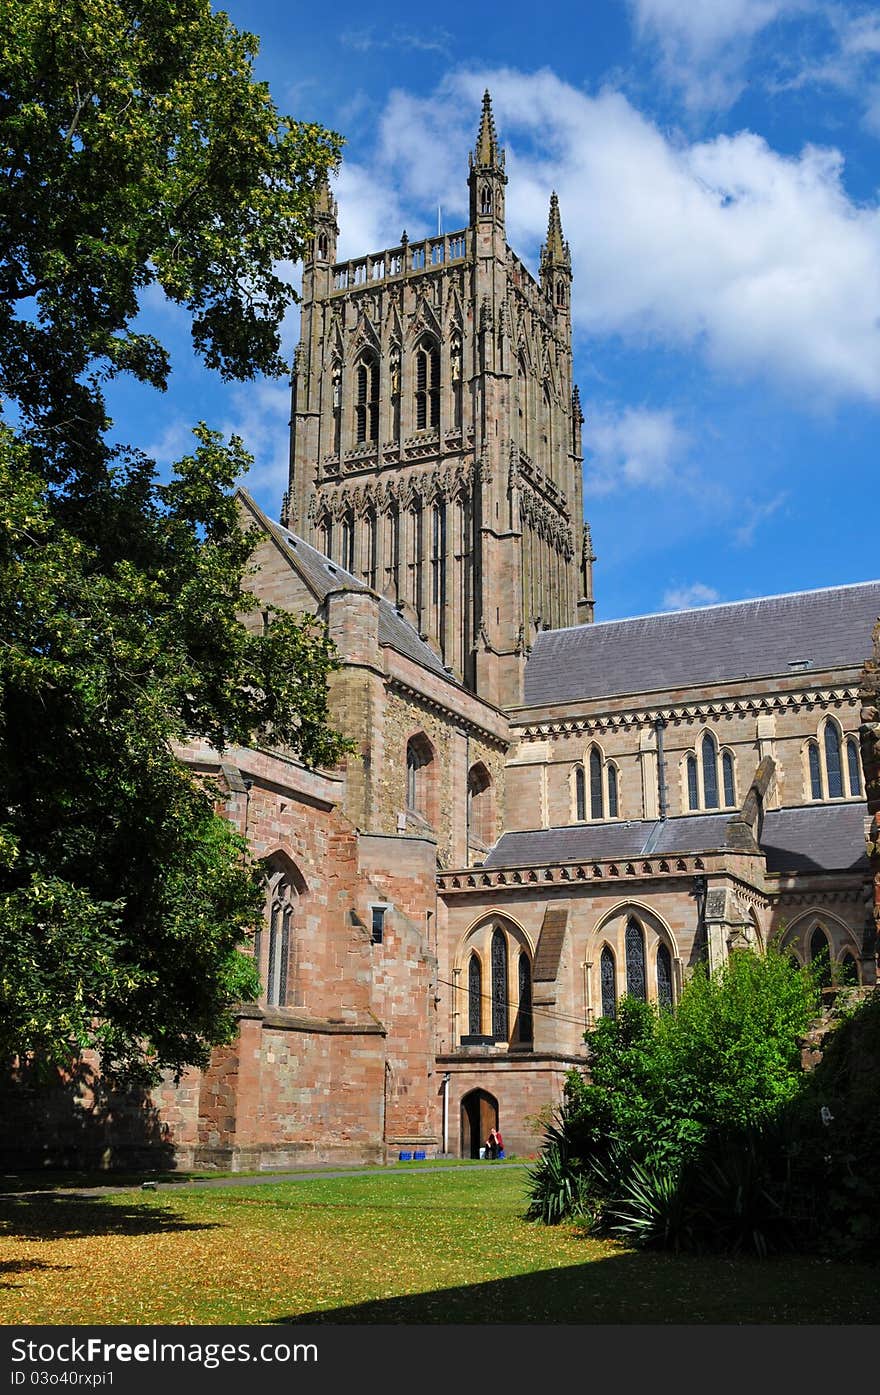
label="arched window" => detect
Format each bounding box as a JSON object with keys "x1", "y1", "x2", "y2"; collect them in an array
[
  {"x1": 431, "y1": 499, "x2": 447, "y2": 614},
  {"x1": 686, "y1": 754, "x2": 699, "y2": 811},
  {"x1": 824, "y1": 722, "x2": 843, "y2": 798},
  {"x1": 686, "y1": 734, "x2": 736, "y2": 811},
  {"x1": 589, "y1": 746, "x2": 603, "y2": 819},
  {"x1": 810, "y1": 925, "x2": 832, "y2": 989},
  {"x1": 491, "y1": 928, "x2": 508, "y2": 1039},
  {"x1": 468, "y1": 953, "x2": 482, "y2": 1035},
  {"x1": 807, "y1": 721, "x2": 860, "y2": 801},
  {"x1": 320, "y1": 515, "x2": 333, "y2": 559},
  {"x1": 406, "y1": 733, "x2": 434, "y2": 820},
  {"x1": 340, "y1": 510, "x2": 354, "y2": 572},
  {"x1": 846, "y1": 737, "x2": 862, "y2": 797},
  {"x1": 355, "y1": 353, "x2": 379, "y2": 443},
  {"x1": 838, "y1": 951, "x2": 859, "y2": 985},
  {"x1": 468, "y1": 763, "x2": 493, "y2": 848},
  {"x1": 517, "y1": 951, "x2": 533, "y2": 1044},
  {"x1": 556, "y1": 280, "x2": 566, "y2": 307},
  {"x1": 625, "y1": 918, "x2": 646, "y2": 1001},
  {"x1": 365, "y1": 509, "x2": 378, "y2": 590},
  {"x1": 480, "y1": 184, "x2": 492, "y2": 215},
  {"x1": 607, "y1": 764, "x2": 619, "y2": 819},
  {"x1": 808, "y1": 741, "x2": 822, "y2": 799},
  {"x1": 415, "y1": 338, "x2": 440, "y2": 430},
  {"x1": 701, "y1": 733, "x2": 719, "y2": 809},
  {"x1": 722, "y1": 751, "x2": 735, "y2": 807},
  {"x1": 600, "y1": 945, "x2": 616, "y2": 1020},
  {"x1": 657, "y1": 943, "x2": 673, "y2": 1009},
  {"x1": 258, "y1": 868, "x2": 298, "y2": 1008},
  {"x1": 579, "y1": 745, "x2": 621, "y2": 821},
  {"x1": 317, "y1": 232, "x2": 328, "y2": 260},
  {"x1": 575, "y1": 766, "x2": 586, "y2": 821}
]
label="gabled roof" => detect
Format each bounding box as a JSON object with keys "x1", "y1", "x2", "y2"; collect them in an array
[
  {"x1": 482, "y1": 803, "x2": 868, "y2": 875},
  {"x1": 237, "y1": 490, "x2": 451, "y2": 680},
  {"x1": 523, "y1": 582, "x2": 880, "y2": 706}
]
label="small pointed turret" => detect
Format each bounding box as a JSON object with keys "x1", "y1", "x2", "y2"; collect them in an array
[
  {"x1": 309, "y1": 169, "x2": 339, "y2": 266},
  {"x1": 474, "y1": 90, "x2": 501, "y2": 168},
  {"x1": 468, "y1": 91, "x2": 507, "y2": 229},
  {"x1": 540, "y1": 191, "x2": 572, "y2": 312}
]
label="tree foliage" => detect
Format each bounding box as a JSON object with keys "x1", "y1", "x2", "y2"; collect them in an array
[
  {"x1": 527, "y1": 947, "x2": 823, "y2": 1246},
  {"x1": 0, "y1": 2, "x2": 347, "y2": 1080}
]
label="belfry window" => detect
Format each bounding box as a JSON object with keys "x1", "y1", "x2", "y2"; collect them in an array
[
  {"x1": 340, "y1": 510, "x2": 354, "y2": 572},
  {"x1": 480, "y1": 184, "x2": 492, "y2": 215},
  {"x1": 355, "y1": 353, "x2": 379, "y2": 443},
  {"x1": 415, "y1": 339, "x2": 440, "y2": 430}
]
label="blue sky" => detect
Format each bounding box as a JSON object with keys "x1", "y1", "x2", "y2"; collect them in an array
[{"x1": 109, "y1": 0, "x2": 880, "y2": 622}]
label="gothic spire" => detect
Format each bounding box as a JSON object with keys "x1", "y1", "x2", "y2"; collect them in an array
[
  {"x1": 472, "y1": 90, "x2": 503, "y2": 169},
  {"x1": 540, "y1": 191, "x2": 571, "y2": 272},
  {"x1": 314, "y1": 168, "x2": 337, "y2": 219}
]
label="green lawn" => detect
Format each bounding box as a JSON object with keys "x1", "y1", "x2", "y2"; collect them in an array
[{"x1": 1, "y1": 1166, "x2": 878, "y2": 1325}]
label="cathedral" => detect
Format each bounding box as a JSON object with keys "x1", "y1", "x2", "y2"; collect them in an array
[{"x1": 10, "y1": 95, "x2": 880, "y2": 1170}]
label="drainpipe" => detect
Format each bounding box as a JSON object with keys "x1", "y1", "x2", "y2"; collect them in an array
[
  {"x1": 654, "y1": 717, "x2": 668, "y2": 821},
  {"x1": 441, "y1": 1072, "x2": 451, "y2": 1156}
]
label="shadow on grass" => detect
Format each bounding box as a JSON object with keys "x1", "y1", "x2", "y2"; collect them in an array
[
  {"x1": 0, "y1": 1193, "x2": 219, "y2": 1241},
  {"x1": 0, "y1": 1258, "x2": 72, "y2": 1290},
  {"x1": 272, "y1": 1249, "x2": 880, "y2": 1326}
]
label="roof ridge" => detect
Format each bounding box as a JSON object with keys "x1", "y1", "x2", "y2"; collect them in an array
[{"x1": 535, "y1": 579, "x2": 880, "y2": 636}]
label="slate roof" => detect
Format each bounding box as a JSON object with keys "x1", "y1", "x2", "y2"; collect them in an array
[
  {"x1": 482, "y1": 803, "x2": 868, "y2": 875},
  {"x1": 523, "y1": 582, "x2": 880, "y2": 706},
  {"x1": 260, "y1": 510, "x2": 451, "y2": 681}
]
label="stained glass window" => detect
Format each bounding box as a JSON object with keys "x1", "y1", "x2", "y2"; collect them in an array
[
  {"x1": 657, "y1": 942, "x2": 673, "y2": 1009},
  {"x1": 575, "y1": 766, "x2": 586, "y2": 821},
  {"x1": 607, "y1": 765, "x2": 619, "y2": 818},
  {"x1": 687, "y1": 754, "x2": 699, "y2": 811},
  {"x1": 722, "y1": 751, "x2": 735, "y2": 807},
  {"x1": 847, "y1": 738, "x2": 862, "y2": 797},
  {"x1": 518, "y1": 952, "x2": 533, "y2": 1043},
  {"x1": 468, "y1": 954, "x2": 482, "y2": 1035},
  {"x1": 625, "y1": 918, "x2": 646, "y2": 1000},
  {"x1": 590, "y1": 747, "x2": 603, "y2": 820},
  {"x1": 491, "y1": 929, "x2": 508, "y2": 1039},
  {"x1": 808, "y1": 741, "x2": 822, "y2": 799},
  {"x1": 825, "y1": 722, "x2": 843, "y2": 798},
  {"x1": 702, "y1": 734, "x2": 718, "y2": 809},
  {"x1": 600, "y1": 945, "x2": 616, "y2": 1019}
]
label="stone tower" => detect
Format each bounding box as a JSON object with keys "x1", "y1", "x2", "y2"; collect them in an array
[{"x1": 285, "y1": 92, "x2": 594, "y2": 706}]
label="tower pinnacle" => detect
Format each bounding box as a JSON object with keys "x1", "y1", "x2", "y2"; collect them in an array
[{"x1": 473, "y1": 89, "x2": 502, "y2": 169}]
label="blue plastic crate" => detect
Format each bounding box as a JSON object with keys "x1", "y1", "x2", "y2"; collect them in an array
[
  {"x1": 398, "y1": 1150, "x2": 413, "y2": 1161},
  {"x1": 413, "y1": 1149, "x2": 426, "y2": 1160}
]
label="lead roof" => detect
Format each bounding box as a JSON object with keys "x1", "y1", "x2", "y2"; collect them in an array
[{"x1": 523, "y1": 582, "x2": 880, "y2": 707}]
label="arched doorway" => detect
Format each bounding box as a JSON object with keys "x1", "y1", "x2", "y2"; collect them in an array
[{"x1": 460, "y1": 1088, "x2": 498, "y2": 1159}]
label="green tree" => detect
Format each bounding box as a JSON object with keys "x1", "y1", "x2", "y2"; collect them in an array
[{"x1": 0, "y1": 1, "x2": 347, "y2": 1081}]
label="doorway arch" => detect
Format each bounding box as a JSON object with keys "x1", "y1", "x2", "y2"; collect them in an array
[{"x1": 460, "y1": 1088, "x2": 498, "y2": 1159}]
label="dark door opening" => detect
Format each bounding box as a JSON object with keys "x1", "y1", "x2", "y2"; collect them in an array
[{"x1": 460, "y1": 1088, "x2": 498, "y2": 1159}]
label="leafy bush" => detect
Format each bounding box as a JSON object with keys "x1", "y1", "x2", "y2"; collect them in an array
[{"x1": 526, "y1": 947, "x2": 823, "y2": 1244}]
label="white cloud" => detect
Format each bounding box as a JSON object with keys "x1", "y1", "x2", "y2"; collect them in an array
[
  {"x1": 628, "y1": 0, "x2": 806, "y2": 109},
  {"x1": 219, "y1": 381, "x2": 292, "y2": 509},
  {"x1": 662, "y1": 582, "x2": 722, "y2": 609},
  {"x1": 338, "y1": 69, "x2": 880, "y2": 406},
  {"x1": 585, "y1": 405, "x2": 690, "y2": 494},
  {"x1": 732, "y1": 492, "x2": 788, "y2": 546},
  {"x1": 775, "y1": 10, "x2": 880, "y2": 135}
]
